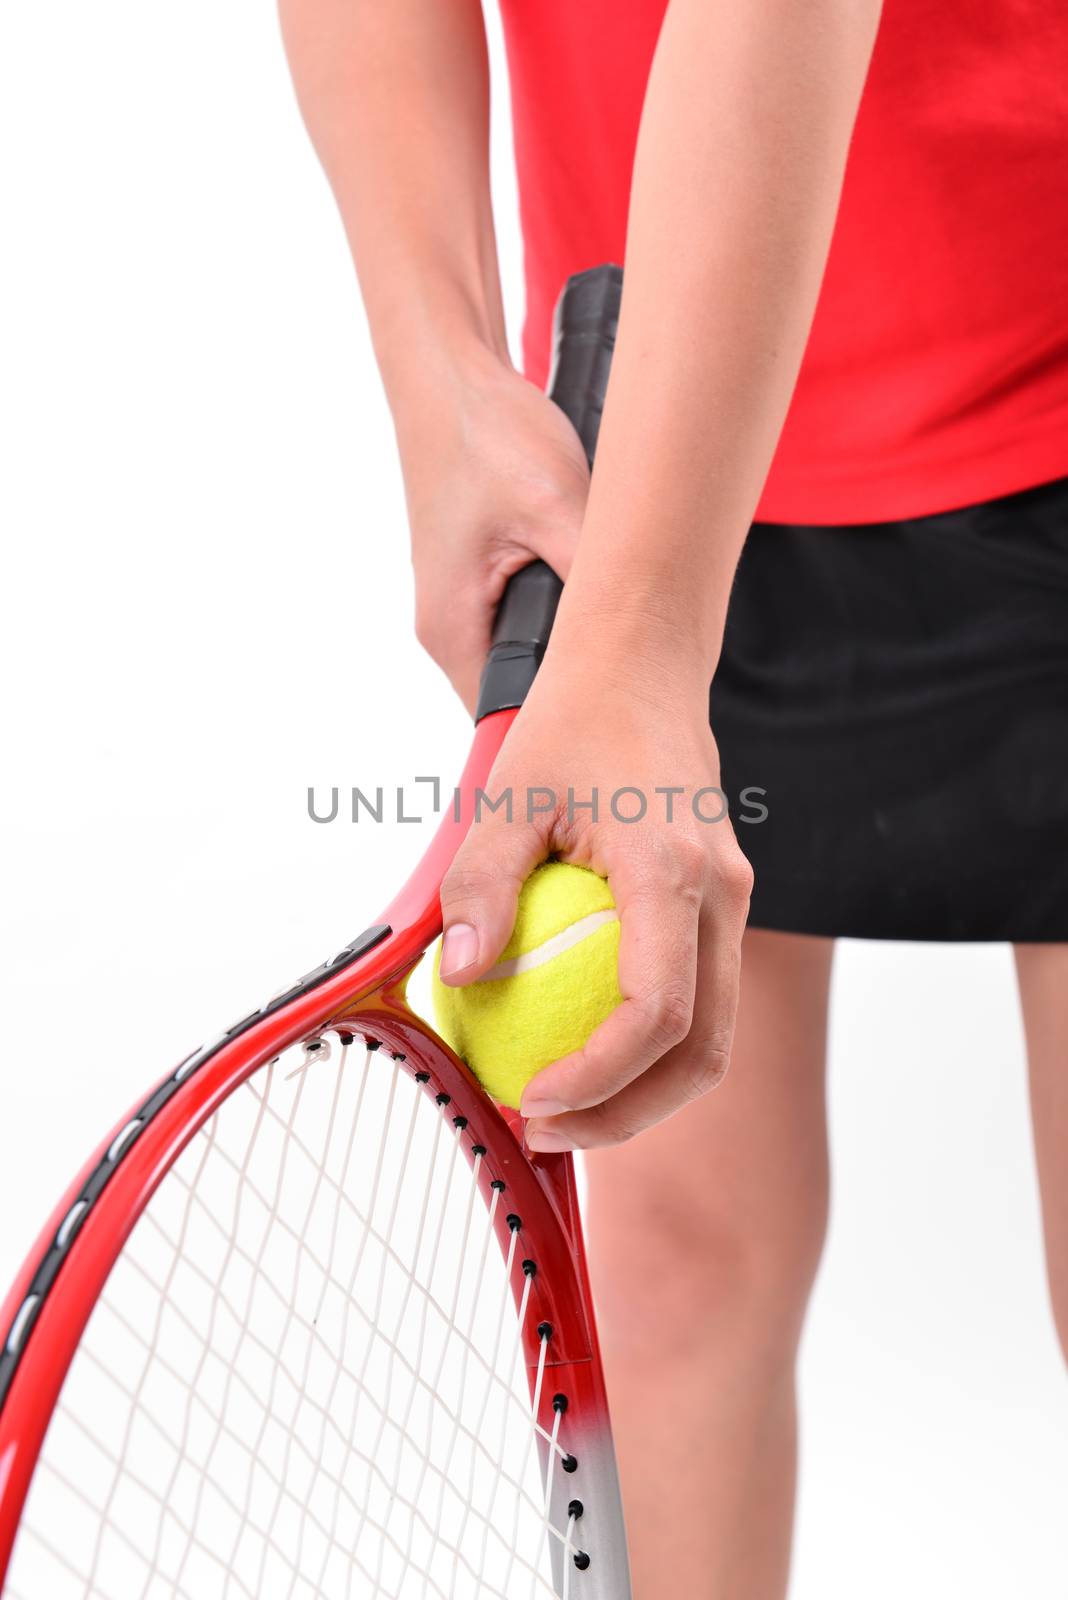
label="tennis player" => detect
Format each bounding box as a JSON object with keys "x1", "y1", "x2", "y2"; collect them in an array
[{"x1": 280, "y1": 1, "x2": 1068, "y2": 1593}]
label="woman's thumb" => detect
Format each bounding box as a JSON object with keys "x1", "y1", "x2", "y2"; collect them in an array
[{"x1": 438, "y1": 819, "x2": 545, "y2": 985}]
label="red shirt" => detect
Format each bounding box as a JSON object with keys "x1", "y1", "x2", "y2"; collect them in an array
[{"x1": 499, "y1": 0, "x2": 1068, "y2": 524}]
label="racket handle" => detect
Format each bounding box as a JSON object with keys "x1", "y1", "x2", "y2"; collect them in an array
[
  {"x1": 548, "y1": 260, "x2": 623, "y2": 465},
  {"x1": 475, "y1": 263, "x2": 622, "y2": 722}
]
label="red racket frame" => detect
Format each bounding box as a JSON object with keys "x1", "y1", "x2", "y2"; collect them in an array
[{"x1": 0, "y1": 706, "x2": 614, "y2": 1590}]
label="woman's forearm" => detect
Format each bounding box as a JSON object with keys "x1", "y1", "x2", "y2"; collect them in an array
[
  {"x1": 281, "y1": 0, "x2": 881, "y2": 698},
  {"x1": 278, "y1": 0, "x2": 508, "y2": 433},
  {"x1": 551, "y1": 0, "x2": 882, "y2": 688}
]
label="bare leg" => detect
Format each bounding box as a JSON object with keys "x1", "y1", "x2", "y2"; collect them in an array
[
  {"x1": 585, "y1": 928, "x2": 834, "y2": 1600},
  {"x1": 1015, "y1": 943, "x2": 1068, "y2": 1360}
]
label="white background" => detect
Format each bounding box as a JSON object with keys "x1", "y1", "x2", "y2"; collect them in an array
[{"x1": 1, "y1": 4, "x2": 1065, "y2": 1595}]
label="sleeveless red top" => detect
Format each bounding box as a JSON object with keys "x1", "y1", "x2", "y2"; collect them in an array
[{"x1": 499, "y1": 0, "x2": 1068, "y2": 524}]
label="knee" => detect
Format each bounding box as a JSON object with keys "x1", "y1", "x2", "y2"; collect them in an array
[{"x1": 591, "y1": 1160, "x2": 828, "y2": 1369}]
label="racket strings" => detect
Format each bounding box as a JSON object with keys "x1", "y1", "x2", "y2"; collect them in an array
[{"x1": 5, "y1": 1036, "x2": 585, "y2": 1599}]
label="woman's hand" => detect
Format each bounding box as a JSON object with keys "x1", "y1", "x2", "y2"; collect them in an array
[
  {"x1": 396, "y1": 357, "x2": 590, "y2": 712},
  {"x1": 436, "y1": 647, "x2": 753, "y2": 1149}
]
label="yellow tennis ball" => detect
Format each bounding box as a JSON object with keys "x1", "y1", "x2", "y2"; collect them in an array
[{"x1": 432, "y1": 861, "x2": 622, "y2": 1110}]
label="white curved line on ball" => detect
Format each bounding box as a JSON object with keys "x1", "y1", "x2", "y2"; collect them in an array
[{"x1": 479, "y1": 908, "x2": 620, "y2": 983}]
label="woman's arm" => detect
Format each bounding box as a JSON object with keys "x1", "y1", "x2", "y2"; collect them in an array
[
  {"x1": 438, "y1": 0, "x2": 881, "y2": 1148},
  {"x1": 279, "y1": 0, "x2": 505, "y2": 403},
  {"x1": 279, "y1": 0, "x2": 591, "y2": 710},
  {"x1": 554, "y1": 0, "x2": 881, "y2": 684},
  {"x1": 281, "y1": 0, "x2": 882, "y2": 1146}
]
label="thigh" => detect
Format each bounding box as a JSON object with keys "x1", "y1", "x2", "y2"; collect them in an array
[
  {"x1": 584, "y1": 927, "x2": 835, "y2": 1345},
  {"x1": 1015, "y1": 943, "x2": 1068, "y2": 1336}
]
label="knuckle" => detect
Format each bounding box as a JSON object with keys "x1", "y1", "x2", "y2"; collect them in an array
[
  {"x1": 720, "y1": 851, "x2": 754, "y2": 909},
  {"x1": 528, "y1": 467, "x2": 586, "y2": 523},
  {"x1": 413, "y1": 605, "x2": 442, "y2": 660},
  {"x1": 640, "y1": 981, "x2": 694, "y2": 1051},
  {"x1": 667, "y1": 834, "x2": 709, "y2": 897},
  {"x1": 441, "y1": 861, "x2": 499, "y2": 911},
  {"x1": 413, "y1": 614, "x2": 432, "y2": 653},
  {"x1": 629, "y1": 831, "x2": 707, "y2": 904},
  {"x1": 588, "y1": 1099, "x2": 643, "y2": 1147},
  {"x1": 679, "y1": 1034, "x2": 733, "y2": 1102}
]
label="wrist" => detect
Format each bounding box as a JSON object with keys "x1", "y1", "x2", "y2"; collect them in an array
[
  {"x1": 542, "y1": 621, "x2": 716, "y2": 723},
  {"x1": 391, "y1": 339, "x2": 515, "y2": 460},
  {"x1": 546, "y1": 567, "x2": 726, "y2": 701},
  {"x1": 371, "y1": 280, "x2": 513, "y2": 442}
]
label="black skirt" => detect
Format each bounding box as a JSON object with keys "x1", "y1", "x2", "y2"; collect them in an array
[{"x1": 712, "y1": 475, "x2": 1068, "y2": 942}]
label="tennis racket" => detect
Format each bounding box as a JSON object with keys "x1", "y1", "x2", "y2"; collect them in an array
[{"x1": 0, "y1": 264, "x2": 630, "y2": 1600}]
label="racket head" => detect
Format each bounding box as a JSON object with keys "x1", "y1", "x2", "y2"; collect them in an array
[
  {"x1": 0, "y1": 709, "x2": 630, "y2": 1597},
  {"x1": 1, "y1": 261, "x2": 629, "y2": 1598}
]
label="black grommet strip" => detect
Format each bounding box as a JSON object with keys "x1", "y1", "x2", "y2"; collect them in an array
[
  {"x1": 568, "y1": 1499, "x2": 584, "y2": 1520},
  {"x1": 391, "y1": 1051, "x2": 406, "y2": 1062},
  {"x1": 436, "y1": 1092, "x2": 451, "y2": 1107},
  {"x1": 136, "y1": 1078, "x2": 185, "y2": 1125},
  {"x1": 522, "y1": 1259, "x2": 537, "y2": 1277},
  {"x1": 552, "y1": 1393, "x2": 568, "y2": 1413},
  {"x1": 573, "y1": 1551, "x2": 591, "y2": 1571},
  {"x1": 471, "y1": 1144, "x2": 487, "y2": 1158},
  {"x1": 226, "y1": 1010, "x2": 261, "y2": 1037},
  {"x1": 506, "y1": 1213, "x2": 522, "y2": 1232},
  {"x1": 562, "y1": 1455, "x2": 579, "y2": 1474},
  {"x1": 490, "y1": 1179, "x2": 506, "y2": 1192},
  {"x1": 414, "y1": 1071, "x2": 430, "y2": 1084},
  {"x1": 453, "y1": 1115, "x2": 468, "y2": 1131},
  {"x1": 337, "y1": 1031, "x2": 355, "y2": 1047},
  {"x1": 366, "y1": 1039, "x2": 381, "y2": 1052},
  {"x1": 537, "y1": 1321, "x2": 553, "y2": 1341}
]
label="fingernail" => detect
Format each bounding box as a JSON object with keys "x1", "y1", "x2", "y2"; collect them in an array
[
  {"x1": 520, "y1": 1098, "x2": 570, "y2": 1120},
  {"x1": 525, "y1": 1126, "x2": 577, "y2": 1154},
  {"x1": 440, "y1": 923, "x2": 479, "y2": 979}
]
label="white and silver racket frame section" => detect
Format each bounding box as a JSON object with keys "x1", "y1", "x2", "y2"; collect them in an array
[{"x1": 0, "y1": 989, "x2": 632, "y2": 1600}]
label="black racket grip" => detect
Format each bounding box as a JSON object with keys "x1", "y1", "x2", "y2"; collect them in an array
[{"x1": 474, "y1": 263, "x2": 622, "y2": 722}]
